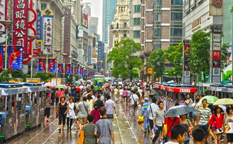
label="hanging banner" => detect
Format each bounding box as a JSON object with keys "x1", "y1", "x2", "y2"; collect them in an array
[
  {"x1": 36, "y1": 9, "x2": 43, "y2": 40},
  {"x1": 84, "y1": 70, "x2": 87, "y2": 76},
  {"x1": 80, "y1": 67, "x2": 83, "y2": 75},
  {"x1": 8, "y1": 46, "x2": 23, "y2": 70},
  {"x1": 13, "y1": 0, "x2": 29, "y2": 58},
  {"x1": 0, "y1": 46, "x2": 3, "y2": 70},
  {"x1": 37, "y1": 58, "x2": 46, "y2": 72},
  {"x1": 75, "y1": 66, "x2": 79, "y2": 75},
  {"x1": 65, "y1": 64, "x2": 72, "y2": 74},
  {"x1": 0, "y1": 0, "x2": 7, "y2": 45},
  {"x1": 58, "y1": 64, "x2": 63, "y2": 74},
  {"x1": 48, "y1": 59, "x2": 57, "y2": 73},
  {"x1": 42, "y1": 9, "x2": 54, "y2": 56}
]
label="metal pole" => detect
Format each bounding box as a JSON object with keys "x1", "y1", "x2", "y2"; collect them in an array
[
  {"x1": 4, "y1": 28, "x2": 7, "y2": 70},
  {"x1": 30, "y1": 44, "x2": 33, "y2": 82}
]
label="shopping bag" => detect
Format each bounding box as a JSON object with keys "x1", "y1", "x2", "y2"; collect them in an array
[
  {"x1": 77, "y1": 130, "x2": 85, "y2": 144},
  {"x1": 163, "y1": 124, "x2": 167, "y2": 136},
  {"x1": 138, "y1": 116, "x2": 144, "y2": 123}
]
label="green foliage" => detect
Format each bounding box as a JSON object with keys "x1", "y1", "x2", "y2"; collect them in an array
[
  {"x1": 107, "y1": 39, "x2": 143, "y2": 80},
  {"x1": 163, "y1": 42, "x2": 183, "y2": 77},
  {"x1": 148, "y1": 49, "x2": 165, "y2": 78},
  {"x1": 221, "y1": 43, "x2": 228, "y2": 71},
  {"x1": 0, "y1": 70, "x2": 24, "y2": 82},
  {"x1": 33, "y1": 72, "x2": 55, "y2": 82},
  {"x1": 231, "y1": 6, "x2": 233, "y2": 13},
  {"x1": 65, "y1": 74, "x2": 79, "y2": 84},
  {"x1": 189, "y1": 30, "x2": 210, "y2": 77}
]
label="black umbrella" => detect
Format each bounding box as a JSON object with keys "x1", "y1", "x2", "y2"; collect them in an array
[{"x1": 165, "y1": 105, "x2": 194, "y2": 117}]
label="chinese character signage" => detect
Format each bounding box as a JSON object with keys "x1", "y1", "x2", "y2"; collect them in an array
[
  {"x1": 58, "y1": 64, "x2": 63, "y2": 74},
  {"x1": 8, "y1": 45, "x2": 23, "y2": 70},
  {"x1": 183, "y1": 40, "x2": 191, "y2": 84},
  {"x1": 65, "y1": 64, "x2": 72, "y2": 74},
  {"x1": 88, "y1": 45, "x2": 92, "y2": 65},
  {"x1": 0, "y1": 0, "x2": 7, "y2": 45},
  {"x1": 37, "y1": 58, "x2": 46, "y2": 72},
  {"x1": 0, "y1": 46, "x2": 3, "y2": 70},
  {"x1": 63, "y1": 8, "x2": 71, "y2": 63},
  {"x1": 83, "y1": 13, "x2": 88, "y2": 28},
  {"x1": 48, "y1": 58, "x2": 57, "y2": 73},
  {"x1": 42, "y1": 9, "x2": 54, "y2": 56},
  {"x1": 75, "y1": 66, "x2": 79, "y2": 75},
  {"x1": 13, "y1": 0, "x2": 29, "y2": 58},
  {"x1": 36, "y1": 9, "x2": 43, "y2": 40},
  {"x1": 97, "y1": 41, "x2": 103, "y2": 70}
]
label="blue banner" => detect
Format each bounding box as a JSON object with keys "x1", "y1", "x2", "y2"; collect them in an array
[
  {"x1": 37, "y1": 58, "x2": 46, "y2": 72},
  {"x1": 36, "y1": 9, "x2": 43, "y2": 40},
  {"x1": 65, "y1": 64, "x2": 72, "y2": 74},
  {"x1": 88, "y1": 45, "x2": 92, "y2": 65},
  {"x1": 8, "y1": 46, "x2": 22, "y2": 70},
  {"x1": 98, "y1": 41, "x2": 103, "y2": 70},
  {"x1": 80, "y1": 67, "x2": 83, "y2": 75},
  {"x1": 75, "y1": 66, "x2": 79, "y2": 75},
  {"x1": 0, "y1": 46, "x2": 3, "y2": 70},
  {"x1": 48, "y1": 59, "x2": 57, "y2": 73},
  {"x1": 58, "y1": 64, "x2": 63, "y2": 74}
]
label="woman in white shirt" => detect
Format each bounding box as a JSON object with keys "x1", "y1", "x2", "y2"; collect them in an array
[{"x1": 66, "y1": 97, "x2": 76, "y2": 130}]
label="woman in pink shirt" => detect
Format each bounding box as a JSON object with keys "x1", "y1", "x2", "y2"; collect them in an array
[
  {"x1": 90, "y1": 103, "x2": 100, "y2": 124},
  {"x1": 123, "y1": 88, "x2": 127, "y2": 103},
  {"x1": 60, "y1": 89, "x2": 64, "y2": 98}
]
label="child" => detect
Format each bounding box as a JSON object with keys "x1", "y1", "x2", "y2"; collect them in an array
[{"x1": 141, "y1": 97, "x2": 150, "y2": 133}]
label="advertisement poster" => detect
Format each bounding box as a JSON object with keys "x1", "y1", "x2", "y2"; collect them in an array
[
  {"x1": 0, "y1": 46, "x2": 3, "y2": 70},
  {"x1": 48, "y1": 59, "x2": 57, "y2": 73},
  {"x1": 8, "y1": 46, "x2": 23, "y2": 70},
  {"x1": 58, "y1": 64, "x2": 63, "y2": 74},
  {"x1": 75, "y1": 66, "x2": 79, "y2": 75},
  {"x1": 37, "y1": 58, "x2": 46, "y2": 72},
  {"x1": 80, "y1": 67, "x2": 83, "y2": 75},
  {"x1": 65, "y1": 64, "x2": 72, "y2": 74},
  {"x1": 36, "y1": 9, "x2": 43, "y2": 40},
  {"x1": 225, "y1": 122, "x2": 233, "y2": 133}
]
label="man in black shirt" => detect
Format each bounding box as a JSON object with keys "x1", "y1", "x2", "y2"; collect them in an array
[{"x1": 95, "y1": 94, "x2": 104, "y2": 109}]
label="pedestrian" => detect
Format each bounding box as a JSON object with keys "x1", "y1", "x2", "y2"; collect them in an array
[
  {"x1": 91, "y1": 103, "x2": 100, "y2": 124},
  {"x1": 75, "y1": 97, "x2": 81, "y2": 130},
  {"x1": 152, "y1": 101, "x2": 165, "y2": 143},
  {"x1": 94, "y1": 94, "x2": 104, "y2": 109},
  {"x1": 66, "y1": 97, "x2": 76, "y2": 131},
  {"x1": 94, "y1": 107, "x2": 115, "y2": 144},
  {"x1": 208, "y1": 106, "x2": 224, "y2": 144},
  {"x1": 55, "y1": 88, "x2": 60, "y2": 105},
  {"x1": 90, "y1": 90, "x2": 97, "y2": 101},
  {"x1": 179, "y1": 114, "x2": 194, "y2": 144},
  {"x1": 165, "y1": 124, "x2": 187, "y2": 144},
  {"x1": 192, "y1": 128, "x2": 205, "y2": 144},
  {"x1": 130, "y1": 90, "x2": 139, "y2": 116},
  {"x1": 75, "y1": 97, "x2": 90, "y2": 130},
  {"x1": 122, "y1": 88, "x2": 127, "y2": 103},
  {"x1": 105, "y1": 95, "x2": 117, "y2": 121},
  {"x1": 113, "y1": 86, "x2": 119, "y2": 103},
  {"x1": 87, "y1": 94, "x2": 94, "y2": 111},
  {"x1": 44, "y1": 93, "x2": 52, "y2": 122},
  {"x1": 119, "y1": 87, "x2": 123, "y2": 103},
  {"x1": 56, "y1": 97, "x2": 69, "y2": 132},
  {"x1": 225, "y1": 107, "x2": 233, "y2": 144},
  {"x1": 146, "y1": 97, "x2": 158, "y2": 132},
  {"x1": 163, "y1": 116, "x2": 180, "y2": 142},
  {"x1": 141, "y1": 97, "x2": 149, "y2": 133},
  {"x1": 51, "y1": 87, "x2": 55, "y2": 106},
  {"x1": 196, "y1": 99, "x2": 212, "y2": 144},
  {"x1": 84, "y1": 114, "x2": 97, "y2": 144}
]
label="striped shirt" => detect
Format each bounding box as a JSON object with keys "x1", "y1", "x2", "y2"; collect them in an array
[{"x1": 197, "y1": 107, "x2": 212, "y2": 126}]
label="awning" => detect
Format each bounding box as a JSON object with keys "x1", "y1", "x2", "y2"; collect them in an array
[{"x1": 167, "y1": 87, "x2": 197, "y2": 93}]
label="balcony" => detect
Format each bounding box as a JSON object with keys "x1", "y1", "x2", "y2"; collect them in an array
[{"x1": 111, "y1": 24, "x2": 129, "y2": 31}]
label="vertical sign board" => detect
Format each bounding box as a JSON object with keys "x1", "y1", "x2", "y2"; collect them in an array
[
  {"x1": 8, "y1": 45, "x2": 23, "y2": 70},
  {"x1": 37, "y1": 58, "x2": 46, "y2": 72},
  {"x1": 183, "y1": 40, "x2": 191, "y2": 84},
  {"x1": 42, "y1": 9, "x2": 54, "y2": 56},
  {"x1": 210, "y1": 25, "x2": 222, "y2": 83},
  {"x1": 13, "y1": 0, "x2": 29, "y2": 58},
  {"x1": 63, "y1": 8, "x2": 71, "y2": 63},
  {"x1": 36, "y1": 9, "x2": 43, "y2": 40},
  {"x1": 88, "y1": 45, "x2": 92, "y2": 65},
  {"x1": 48, "y1": 58, "x2": 57, "y2": 73},
  {"x1": 0, "y1": 46, "x2": 3, "y2": 70},
  {"x1": 0, "y1": 0, "x2": 7, "y2": 45},
  {"x1": 97, "y1": 41, "x2": 103, "y2": 71},
  {"x1": 58, "y1": 64, "x2": 63, "y2": 74}
]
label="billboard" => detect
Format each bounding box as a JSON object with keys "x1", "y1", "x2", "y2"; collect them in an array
[
  {"x1": 37, "y1": 58, "x2": 46, "y2": 72},
  {"x1": 42, "y1": 9, "x2": 54, "y2": 56},
  {"x1": 83, "y1": 13, "x2": 88, "y2": 28},
  {"x1": 88, "y1": 45, "x2": 92, "y2": 65},
  {"x1": 65, "y1": 64, "x2": 72, "y2": 74},
  {"x1": 58, "y1": 64, "x2": 63, "y2": 74},
  {"x1": 48, "y1": 59, "x2": 57, "y2": 73},
  {"x1": 97, "y1": 41, "x2": 103, "y2": 70},
  {"x1": 36, "y1": 9, "x2": 43, "y2": 40},
  {"x1": 8, "y1": 46, "x2": 23, "y2": 70},
  {"x1": 64, "y1": 8, "x2": 71, "y2": 63},
  {"x1": 0, "y1": 0, "x2": 7, "y2": 45},
  {"x1": 0, "y1": 46, "x2": 3, "y2": 70}
]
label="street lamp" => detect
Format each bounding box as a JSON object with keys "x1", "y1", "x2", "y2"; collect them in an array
[
  {"x1": 54, "y1": 49, "x2": 61, "y2": 86},
  {"x1": 44, "y1": 44, "x2": 51, "y2": 72},
  {"x1": 0, "y1": 20, "x2": 14, "y2": 70},
  {"x1": 28, "y1": 35, "x2": 38, "y2": 82}
]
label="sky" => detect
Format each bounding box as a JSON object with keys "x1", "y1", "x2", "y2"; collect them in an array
[{"x1": 83, "y1": 0, "x2": 103, "y2": 37}]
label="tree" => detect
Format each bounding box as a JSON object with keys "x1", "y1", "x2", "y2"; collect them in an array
[
  {"x1": 189, "y1": 30, "x2": 210, "y2": 81},
  {"x1": 33, "y1": 72, "x2": 55, "y2": 82},
  {"x1": 107, "y1": 39, "x2": 143, "y2": 80},
  {"x1": 221, "y1": 43, "x2": 228, "y2": 71},
  {"x1": 163, "y1": 42, "x2": 183, "y2": 81},
  {"x1": 148, "y1": 49, "x2": 165, "y2": 79}
]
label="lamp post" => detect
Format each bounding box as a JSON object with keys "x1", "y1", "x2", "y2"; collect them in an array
[
  {"x1": 44, "y1": 44, "x2": 51, "y2": 73},
  {"x1": 54, "y1": 49, "x2": 61, "y2": 86},
  {"x1": 0, "y1": 20, "x2": 14, "y2": 70},
  {"x1": 28, "y1": 35, "x2": 38, "y2": 82}
]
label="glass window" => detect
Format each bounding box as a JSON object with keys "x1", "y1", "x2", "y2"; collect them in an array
[
  {"x1": 154, "y1": 0, "x2": 162, "y2": 5},
  {"x1": 0, "y1": 97, "x2": 5, "y2": 112},
  {"x1": 171, "y1": 0, "x2": 182, "y2": 5},
  {"x1": 41, "y1": 3, "x2": 47, "y2": 10},
  {"x1": 154, "y1": 28, "x2": 161, "y2": 36},
  {"x1": 171, "y1": 13, "x2": 182, "y2": 21},
  {"x1": 134, "y1": 5, "x2": 141, "y2": 13},
  {"x1": 133, "y1": 31, "x2": 140, "y2": 38},
  {"x1": 124, "y1": 33, "x2": 127, "y2": 37},
  {"x1": 171, "y1": 28, "x2": 182, "y2": 36},
  {"x1": 133, "y1": 18, "x2": 141, "y2": 25},
  {"x1": 154, "y1": 13, "x2": 161, "y2": 21}
]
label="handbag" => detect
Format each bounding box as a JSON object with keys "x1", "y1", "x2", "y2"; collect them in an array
[
  {"x1": 138, "y1": 115, "x2": 144, "y2": 123},
  {"x1": 214, "y1": 114, "x2": 223, "y2": 134},
  {"x1": 77, "y1": 129, "x2": 85, "y2": 144}
]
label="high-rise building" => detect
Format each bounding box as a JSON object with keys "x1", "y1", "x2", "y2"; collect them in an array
[
  {"x1": 102, "y1": 0, "x2": 118, "y2": 44},
  {"x1": 89, "y1": 17, "x2": 98, "y2": 35},
  {"x1": 223, "y1": 1, "x2": 233, "y2": 45}
]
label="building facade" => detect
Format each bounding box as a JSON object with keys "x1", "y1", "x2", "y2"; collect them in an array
[
  {"x1": 89, "y1": 17, "x2": 98, "y2": 35},
  {"x1": 223, "y1": 1, "x2": 233, "y2": 45},
  {"x1": 102, "y1": 0, "x2": 118, "y2": 44},
  {"x1": 110, "y1": 0, "x2": 130, "y2": 46}
]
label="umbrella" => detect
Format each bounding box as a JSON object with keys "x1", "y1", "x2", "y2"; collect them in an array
[
  {"x1": 56, "y1": 85, "x2": 66, "y2": 89},
  {"x1": 75, "y1": 81, "x2": 81, "y2": 85},
  {"x1": 44, "y1": 83, "x2": 55, "y2": 87},
  {"x1": 165, "y1": 105, "x2": 194, "y2": 117},
  {"x1": 86, "y1": 80, "x2": 92, "y2": 84},
  {"x1": 218, "y1": 105, "x2": 226, "y2": 113},
  {"x1": 197, "y1": 95, "x2": 219, "y2": 105},
  {"x1": 221, "y1": 79, "x2": 233, "y2": 84},
  {"x1": 104, "y1": 83, "x2": 110, "y2": 87},
  {"x1": 214, "y1": 98, "x2": 233, "y2": 106}
]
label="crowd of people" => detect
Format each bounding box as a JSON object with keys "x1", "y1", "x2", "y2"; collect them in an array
[{"x1": 44, "y1": 81, "x2": 233, "y2": 144}]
